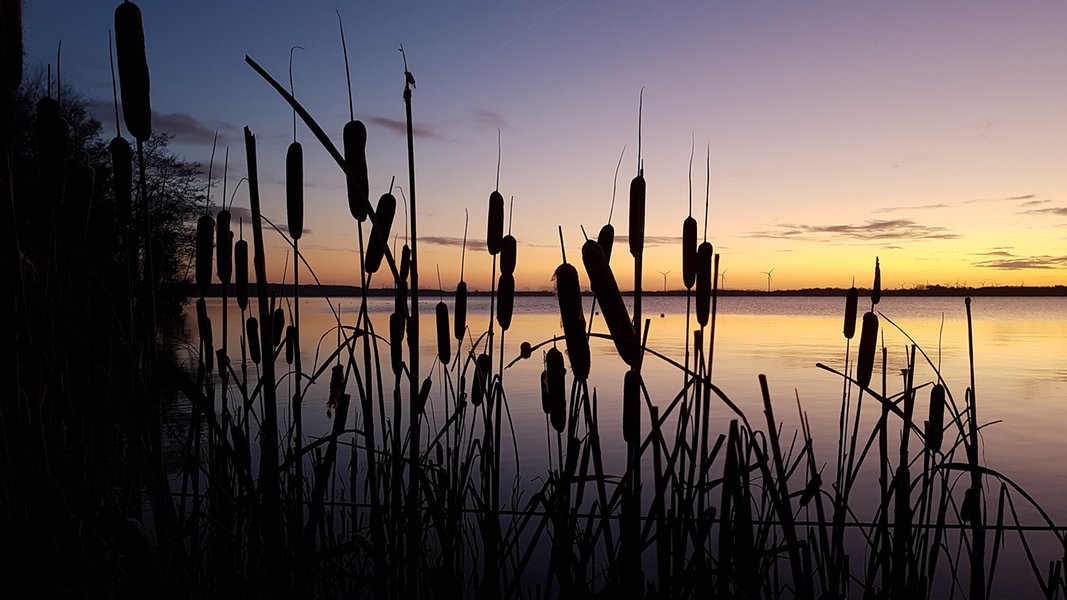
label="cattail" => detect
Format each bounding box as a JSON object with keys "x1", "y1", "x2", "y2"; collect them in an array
[
  {"x1": 843, "y1": 285, "x2": 858, "y2": 339},
  {"x1": 472, "y1": 352, "x2": 491, "y2": 408},
  {"x1": 195, "y1": 214, "x2": 214, "y2": 296},
  {"x1": 114, "y1": 0, "x2": 151, "y2": 142},
  {"x1": 500, "y1": 234, "x2": 517, "y2": 275},
  {"x1": 343, "y1": 120, "x2": 369, "y2": 221},
  {"x1": 546, "y1": 347, "x2": 566, "y2": 433},
  {"x1": 399, "y1": 244, "x2": 411, "y2": 282},
  {"x1": 487, "y1": 190, "x2": 504, "y2": 255},
  {"x1": 389, "y1": 312, "x2": 404, "y2": 375},
  {"x1": 216, "y1": 209, "x2": 232, "y2": 284},
  {"x1": 554, "y1": 262, "x2": 590, "y2": 381},
  {"x1": 540, "y1": 369, "x2": 551, "y2": 415},
  {"x1": 272, "y1": 306, "x2": 285, "y2": 348},
  {"x1": 856, "y1": 311, "x2": 878, "y2": 388},
  {"x1": 109, "y1": 136, "x2": 132, "y2": 226},
  {"x1": 286, "y1": 141, "x2": 303, "y2": 240},
  {"x1": 196, "y1": 297, "x2": 212, "y2": 348},
  {"x1": 454, "y1": 281, "x2": 467, "y2": 340},
  {"x1": 629, "y1": 174, "x2": 645, "y2": 259},
  {"x1": 247, "y1": 316, "x2": 261, "y2": 364},
  {"x1": 582, "y1": 239, "x2": 639, "y2": 368},
  {"x1": 623, "y1": 369, "x2": 641, "y2": 444},
  {"x1": 234, "y1": 238, "x2": 248, "y2": 311},
  {"x1": 192, "y1": 301, "x2": 213, "y2": 374},
  {"x1": 365, "y1": 192, "x2": 395, "y2": 274},
  {"x1": 328, "y1": 363, "x2": 345, "y2": 410},
  {"x1": 497, "y1": 273, "x2": 515, "y2": 331},
  {"x1": 695, "y1": 241, "x2": 713, "y2": 327},
  {"x1": 417, "y1": 376, "x2": 432, "y2": 413},
  {"x1": 285, "y1": 325, "x2": 296, "y2": 365},
  {"x1": 520, "y1": 341, "x2": 532, "y2": 359},
  {"x1": 960, "y1": 486, "x2": 978, "y2": 523},
  {"x1": 872, "y1": 257, "x2": 881, "y2": 305},
  {"x1": 926, "y1": 383, "x2": 945, "y2": 453},
  {"x1": 682, "y1": 216, "x2": 697, "y2": 289},
  {"x1": 435, "y1": 300, "x2": 450, "y2": 366},
  {"x1": 597, "y1": 224, "x2": 614, "y2": 262}
]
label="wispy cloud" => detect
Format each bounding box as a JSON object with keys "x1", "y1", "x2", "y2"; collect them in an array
[
  {"x1": 874, "y1": 203, "x2": 949, "y2": 214},
  {"x1": 154, "y1": 111, "x2": 237, "y2": 146},
  {"x1": 365, "y1": 116, "x2": 447, "y2": 141},
  {"x1": 1023, "y1": 206, "x2": 1067, "y2": 217},
  {"x1": 973, "y1": 252, "x2": 1067, "y2": 270},
  {"x1": 1020, "y1": 199, "x2": 1051, "y2": 208},
  {"x1": 420, "y1": 236, "x2": 488, "y2": 252},
  {"x1": 753, "y1": 219, "x2": 957, "y2": 241},
  {"x1": 615, "y1": 235, "x2": 681, "y2": 248}
]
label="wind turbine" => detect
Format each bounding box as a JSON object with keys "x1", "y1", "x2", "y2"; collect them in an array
[
  {"x1": 719, "y1": 268, "x2": 728, "y2": 290},
  {"x1": 761, "y1": 267, "x2": 775, "y2": 292},
  {"x1": 658, "y1": 269, "x2": 672, "y2": 292}
]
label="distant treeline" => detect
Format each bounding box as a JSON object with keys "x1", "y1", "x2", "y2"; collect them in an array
[{"x1": 181, "y1": 282, "x2": 1067, "y2": 299}]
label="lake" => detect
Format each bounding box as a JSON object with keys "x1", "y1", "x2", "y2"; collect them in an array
[{"x1": 178, "y1": 292, "x2": 1067, "y2": 597}]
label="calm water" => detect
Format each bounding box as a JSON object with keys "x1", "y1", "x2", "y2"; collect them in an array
[{"x1": 179, "y1": 293, "x2": 1067, "y2": 595}]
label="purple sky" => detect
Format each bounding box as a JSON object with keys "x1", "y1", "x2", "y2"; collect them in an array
[{"x1": 22, "y1": 1, "x2": 1067, "y2": 290}]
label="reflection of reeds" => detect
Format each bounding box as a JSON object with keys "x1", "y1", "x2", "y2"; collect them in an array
[{"x1": 9, "y1": 4, "x2": 1067, "y2": 597}]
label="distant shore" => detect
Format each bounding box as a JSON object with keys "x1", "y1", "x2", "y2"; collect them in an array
[{"x1": 182, "y1": 283, "x2": 1067, "y2": 299}]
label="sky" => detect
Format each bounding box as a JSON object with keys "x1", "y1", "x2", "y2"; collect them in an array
[{"x1": 21, "y1": 1, "x2": 1067, "y2": 292}]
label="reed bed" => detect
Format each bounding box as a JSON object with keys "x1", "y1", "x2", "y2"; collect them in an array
[{"x1": 5, "y1": 3, "x2": 1067, "y2": 599}]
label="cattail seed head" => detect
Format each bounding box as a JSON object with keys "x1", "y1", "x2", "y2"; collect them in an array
[
  {"x1": 623, "y1": 369, "x2": 641, "y2": 444},
  {"x1": 629, "y1": 175, "x2": 645, "y2": 259},
  {"x1": 216, "y1": 209, "x2": 232, "y2": 284},
  {"x1": 843, "y1": 285, "x2": 858, "y2": 339},
  {"x1": 554, "y1": 262, "x2": 590, "y2": 381},
  {"x1": 286, "y1": 141, "x2": 303, "y2": 240},
  {"x1": 343, "y1": 120, "x2": 369, "y2": 221},
  {"x1": 454, "y1": 281, "x2": 467, "y2": 340},
  {"x1": 285, "y1": 325, "x2": 296, "y2": 365},
  {"x1": 114, "y1": 0, "x2": 151, "y2": 142},
  {"x1": 417, "y1": 376, "x2": 432, "y2": 413},
  {"x1": 365, "y1": 192, "x2": 395, "y2": 274},
  {"x1": 582, "y1": 239, "x2": 639, "y2": 368},
  {"x1": 486, "y1": 190, "x2": 504, "y2": 255},
  {"x1": 872, "y1": 257, "x2": 881, "y2": 305},
  {"x1": 435, "y1": 300, "x2": 450, "y2": 366},
  {"x1": 500, "y1": 234, "x2": 517, "y2": 275},
  {"x1": 472, "y1": 352, "x2": 491, "y2": 408},
  {"x1": 328, "y1": 363, "x2": 345, "y2": 410},
  {"x1": 497, "y1": 273, "x2": 515, "y2": 331},
  {"x1": 247, "y1": 316, "x2": 261, "y2": 364},
  {"x1": 399, "y1": 244, "x2": 411, "y2": 282},
  {"x1": 195, "y1": 214, "x2": 214, "y2": 296},
  {"x1": 597, "y1": 223, "x2": 615, "y2": 263},
  {"x1": 926, "y1": 383, "x2": 945, "y2": 453},
  {"x1": 109, "y1": 136, "x2": 132, "y2": 226},
  {"x1": 856, "y1": 311, "x2": 878, "y2": 389},
  {"x1": 695, "y1": 241, "x2": 713, "y2": 327},
  {"x1": 520, "y1": 341, "x2": 532, "y2": 359},
  {"x1": 196, "y1": 297, "x2": 212, "y2": 348},
  {"x1": 546, "y1": 347, "x2": 566, "y2": 433},
  {"x1": 234, "y1": 238, "x2": 249, "y2": 310},
  {"x1": 682, "y1": 216, "x2": 697, "y2": 289}
]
